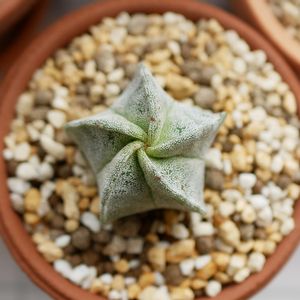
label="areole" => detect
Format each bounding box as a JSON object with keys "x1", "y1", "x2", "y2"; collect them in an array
[{"x1": 0, "y1": 1, "x2": 299, "y2": 300}]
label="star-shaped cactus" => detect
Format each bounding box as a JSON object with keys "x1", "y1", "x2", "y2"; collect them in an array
[{"x1": 65, "y1": 64, "x2": 226, "y2": 223}]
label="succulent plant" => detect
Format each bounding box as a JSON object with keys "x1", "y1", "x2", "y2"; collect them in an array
[{"x1": 65, "y1": 64, "x2": 226, "y2": 223}]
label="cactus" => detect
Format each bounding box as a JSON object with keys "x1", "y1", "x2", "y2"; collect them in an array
[{"x1": 65, "y1": 64, "x2": 226, "y2": 223}]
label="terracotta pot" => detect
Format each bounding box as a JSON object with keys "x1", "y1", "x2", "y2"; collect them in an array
[
  {"x1": 0, "y1": 0, "x2": 36, "y2": 36},
  {"x1": 231, "y1": 0, "x2": 300, "y2": 74},
  {"x1": 0, "y1": 0, "x2": 299, "y2": 299},
  {"x1": 0, "y1": 0, "x2": 49, "y2": 77}
]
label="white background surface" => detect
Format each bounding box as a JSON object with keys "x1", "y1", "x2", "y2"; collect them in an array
[{"x1": 0, "y1": 0, "x2": 299, "y2": 299}]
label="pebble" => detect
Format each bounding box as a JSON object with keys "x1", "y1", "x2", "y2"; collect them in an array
[
  {"x1": 248, "y1": 252, "x2": 266, "y2": 272},
  {"x1": 47, "y1": 110, "x2": 66, "y2": 129},
  {"x1": 127, "y1": 238, "x2": 144, "y2": 254},
  {"x1": 71, "y1": 227, "x2": 91, "y2": 250},
  {"x1": 205, "y1": 280, "x2": 222, "y2": 297},
  {"x1": 16, "y1": 162, "x2": 38, "y2": 180},
  {"x1": 60, "y1": 182, "x2": 80, "y2": 220},
  {"x1": 7, "y1": 177, "x2": 30, "y2": 194},
  {"x1": 280, "y1": 217, "x2": 295, "y2": 235},
  {"x1": 195, "y1": 236, "x2": 214, "y2": 254},
  {"x1": 239, "y1": 173, "x2": 257, "y2": 190},
  {"x1": 103, "y1": 235, "x2": 127, "y2": 255},
  {"x1": 179, "y1": 258, "x2": 195, "y2": 276},
  {"x1": 171, "y1": 223, "x2": 189, "y2": 240},
  {"x1": 81, "y1": 212, "x2": 101, "y2": 233},
  {"x1": 166, "y1": 240, "x2": 195, "y2": 263},
  {"x1": 205, "y1": 169, "x2": 224, "y2": 191},
  {"x1": 195, "y1": 255, "x2": 212, "y2": 270},
  {"x1": 147, "y1": 246, "x2": 166, "y2": 271},
  {"x1": 191, "y1": 221, "x2": 214, "y2": 237},
  {"x1": 14, "y1": 142, "x2": 31, "y2": 161},
  {"x1": 40, "y1": 134, "x2": 65, "y2": 160},
  {"x1": 194, "y1": 87, "x2": 216, "y2": 109},
  {"x1": 54, "y1": 259, "x2": 72, "y2": 278},
  {"x1": 55, "y1": 234, "x2": 71, "y2": 248},
  {"x1": 170, "y1": 287, "x2": 194, "y2": 300},
  {"x1": 37, "y1": 241, "x2": 63, "y2": 262},
  {"x1": 163, "y1": 264, "x2": 184, "y2": 285},
  {"x1": 248, "y1": 195, "x2": 269, "y2": 210},
  {"x1": 233, "y1": 267, "x2": 250, "y2": 283},
  {"x1": 10, "y1": 193, "x2": 24, "y2": 212},
  {"x1": 219, "y1": 220, "x2": 240, "y2": 247}
]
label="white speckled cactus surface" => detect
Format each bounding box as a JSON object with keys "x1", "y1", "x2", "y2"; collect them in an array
[{"x1": 65, "y1": 64, "x2": 226, "y2": 223}]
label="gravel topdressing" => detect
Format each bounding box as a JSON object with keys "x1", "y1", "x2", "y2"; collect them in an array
[
  {"x1": 3, "y1": 12, "x2": 300, "y2": 300},
  {"x1": 269, "y1": 0, "x2": 300, "y2": 42}
]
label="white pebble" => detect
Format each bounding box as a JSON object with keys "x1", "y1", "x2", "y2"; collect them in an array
[
  {"x1": 248, "y1": 252, "x2": 266, "y2": 272},
  {"x1": 16, "y1": 162, "x2": 38, "y2": 180},
  {"x1": 14, "y1": 142, "x2": 31, "y2": 161},
  {"x1": 54, "y1": 260, "x2": 72, "y2": 278},
  {"x1": 239, "y1": 173, "x2": 256, "y2": 190},
  {"x1": 171, "y1": 223, "x2": 189, "y2": 239},
  {"x1": 256, "y1": 206, "x2": 273, "y2": 227},
  {"x1": 40, "y1": 134, "x2": 65, "y2": 160},
  {"x1": 107, "y1": 68, "x2": 124, "y2": 82},
  {"x1": 248, "y1": 195, "x2": 268, "y2": 210},
  {"x1": 154, "y1": 272, "x2": 165, "y2": 285},
  {"x1": 16, "y1": 93, "x2": 34, "y2": 116},
  {"x1": 179, "y1": 258, "x2": 195, "y2": 276},
  {"x1": 7, "y1": 177, "x2": 30, "y2": 194},
  {"x1": 233, "y1": 267, "x2": 250, "y2": 283},
  {"x1": 192, "y1": 222, "x2": 214, "y2": 237},
  {"x1": 205, "y1": 148, "x2": 223, "y2": 170},
  {"x1": 69, "y1": 265, "x2": 90, "y2": 284},
  {"x1": 52, "y1": 96, "x2": 69, "y2": 111},
  {"x1": 108, "y1": 290, "x2": 122, "y2": 300},
  {"x1": 249, "y1": 107, "x2": 267, "y2": 122},
  {"x1": 10, "y1": 193, "x2": 24, "y2": 213},
  {"x1": 280, "y1": 218, "x2": 295, "y2": 235},
  {"x1": 47, "y1": 110, "x2": 66, "y2": 129},
  {"x1": 38, "y1": 162, "x2": 54, "y2": 180},
  {"x1": 218, "y1": 202, "x2": 235, "y2": 217},
  {"x1": 3, "y1": 148, "x2": 14, "y2": 160},
  {"x1": 205, "y1": 280, "x2": 222, "y2": 297},
  {"x1": 55, "y1": 235, "x2": 71, "y2": 248},
  {"x1": 80, "y1": 212, "x2": 101, "y2": 233},
  {"x1": 271, "y1": 154, "x2": 284, "y2": 173},
  {"x1": 100, "y1": 273, "x2": 113, "y2": 285},
  {"x1": 195, "y1": 255, "x2": 211, "y2": 270}
]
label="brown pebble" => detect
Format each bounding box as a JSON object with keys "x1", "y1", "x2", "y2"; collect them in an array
[
  {"x1": 48, "y1": 193, "x2": 62, "y2": 209},
  {"x1": 196, "y1": 236, "x2": 214, "y2": 254},
  {"x1": 6, "y1": 160, "x2": 18, "y2": 176},
  {"x1": 102, "y1": 261, "x2": 115, "y2": 273},
  {"x1": 114, "y1": 216, "x2": 141, "y2": 237},
  {"x1": 205, "y1": 169, "x2": 224, "y2": 191},
  {"x1": 82, "y1": 249, "x2": 99, "y2": 266},
  {"x1": 253, "y1": 179, "x2": 264, "y2": 194},
  {"x1": 63, "y1": 244, "x2": 77, "y2": 255},
  {"x1": 28, "y1": 107, "x2": 49, "y2": 121},
  {"x1": 65, "y1": 254, "x2": 82, "y2": 267},
  {"x1": 35, "y1": 90, "x2": 53, "y2": 105},
  {"x1": 254, "y1": 228, "x2": 267, "y2": 239},
  {"x1": 71, "y1": 227, "x2": 91, "y2": 250},
  {"x1": 163, "y1": 264, "x2": 185, "y2": 285},
  {"x1": 50, "y1": 214, "x2": 65, "y2": 229},
  {"x1": 93, "y1": 230, "x2": 111, "y2": 244},
  {"x1": 240, "y1": 224, "x2": 255, "y2": 241},
  {"x1": 222, "y1": 141, "x2": 234, "y2": 153},
  {"x1": 56, "y1": 165, "x2": 73, "y2": 178},
  {"x1": 277, "y1": 175, "x2": 292, "y2": 189}
]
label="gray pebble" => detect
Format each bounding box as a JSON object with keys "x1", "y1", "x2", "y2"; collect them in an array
[
  {"x1": 205, "y1": 168, "x2": 224, "y2": 191},
  {"x1": 71, "y1": 227, "x2": 91, "y2": 250},
  {"x1": 194, "y1": 86, "x2": 217, "y2": 109}
]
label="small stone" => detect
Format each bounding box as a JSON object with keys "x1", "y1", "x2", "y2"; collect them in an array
[
  {"x1": 205, "y1": 280, "x2": 221, "y2": 297},
  {"x1": 241, "y1": 205, "x2": 256, "y2": 224},
  {"x1": 60, "y1": 182, "x2": 80, "y2": 220},
  {"x1": 212, "y1": 252, "x2": 230, "y2": 271},
  {"x1": 195, "y1": 236, "x2": 214, "y2": 254},
  {"x1": 148, "y1": 246, "x2": 166, "y2": 271},
  {"x1": 166, "y1": 239, "x2": 195, "y2": 263},
  {"x1": 16, "y1": 93, "x2": 34, "y2": 116},
  {"x1": 218, "y1": 202, "x2": 235, "y2": 217},
  {"x1": 283, "y1": 91, "x2": 297, "y2": 114},
  {"x1": 280, "y1": 217, "x2": 295, "y2": 235},
  {"x1": 96, "y1": 49, "x2": 116, "y2": 73},
  {"x1": 114, "y1": 216, "x2": 141, "y2": 237},
  {"x1": 47, "y1": 110, "x2": 66, "y2": 129},
  {"x1": 37, "y1": 241, "x2": 63, "y2": 262},
  {"x1": 103, "y1": 235, "x2": 127, "y2": 255},
  {"x1": 127, "y1": 238, "x2": 144, "y2": 254},
  {"x1": 55, "y1": 234, "x2": 71, "y2": 248},
  {"x1": 7, "y1": 177, "x2": 30, "y2": 195},
  {"x1": 163, "y1": 264, "x2": 184, "y2": 285},
  {"x1": 24, "y1": 212, "x2": 40, "y2": 225},
  {"x1": 24, "y1": 188, "x2": 40, "y2": 212},
  {"x1": 128, "y1": 14, "x2": 149, "y2": 35},
  {"x1": 171, "y1": 223, "x2": 189, "y2": 240},
  {"x1": 248, "y1": 252, "x2": 266, "y2": 272},
  {"x1": 248, "y1": 195, "x2": 268, "y2": 210},
  {"x1": 227, "y1": 254, "x2": 246, "y2": 276},
  {"x1": 192, "y1": 221, "x2": 214, "y2": 237},
  {"x1": 69, "y1": 264, "x2": 92, "y2": 285},
  {"x1": 219, "y1": 220, "x2": 240, "y2": 247},
  {"x1": 170, "y1": 287, "x2": 194, "y2": 300},
  {"x1": 112, "y1": 275, "x2": 125, "y2": 291},
  {"x1": 53, "y1": 259, "x2": 72, "y2": 278},
  {"x1": 138, "y1": 273, "x2": 156, "y2": 288},
  {"x1": 114, "y1": 259, "x2": 130, "y2": 274},
  {"x1": 240, "y1": 224, "x2": 255, "y2": 241},
  {"x1": 239, "y1": 173, "x2": 257, "y2": 190},
  {"x1": 16, "y1": 162, "x2": 38, "y2": 180},
  {"x1": 179, "y1": 258, "x2": 195, "y2": 276},
  {"x1": 233, "y1": 267, "x2": 250, "y2": 283},
  {"x1": 128, "y1": 284, "x2": 141, "y2": 299},
  {"x1": 195, "y1": 255, "x2": 212, "y2": 270},
  {"x1": 92, "y1": 230, "x2": 111, "y2": 244},
  {"x1": 205, "y1": 169, "x2": 224, "y2": 191},
  {"x1": 71, "y1": 227, "x2": 91, "y2": 250},
  {"x1": 14, "y1": 142, "x2": 31, "y2": 161},
  {"x1": 81, "y1": 212, "x2": 101, "y2": 233},
  {"x1": 196, "y1": 261, "x2": 217, "y2": 280},
  {"x1": 40, "y1": 134, "x2": 65, "y2": 160},
  {"x1": 194, "y1": 87, "x2": 216, "y2": 109},
  {"x1": 35, "y1": 90, "x2": 53, "y2": 105},
  {"x1": 256, "y1": 151, "x2": 271, "y2": 170},
  {"x1": 65, "y1": 219, "x2": 79, "y2": 233}
]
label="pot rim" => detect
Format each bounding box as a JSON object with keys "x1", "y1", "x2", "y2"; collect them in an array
[
  {"x1": 0, "y1": 0, "x2": 300, "y2": 300},
  {"x1": 0, "y1": 0, "x2": 37, "y2": 36},
  {"x1": 231, "y1": 0, "x2": 300, "y2": 71}
]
